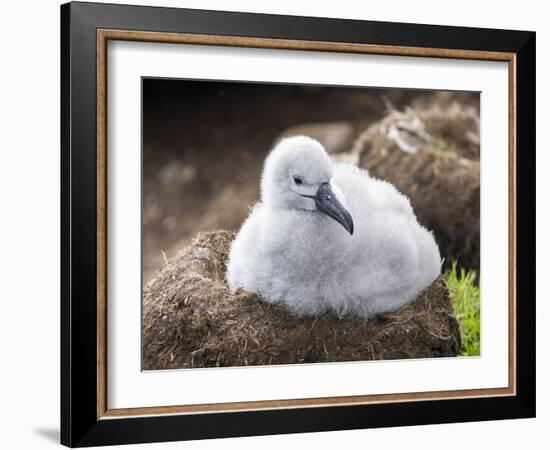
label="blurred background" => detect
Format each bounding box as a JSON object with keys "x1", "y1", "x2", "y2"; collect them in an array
[{"x1": 143, "y1": 79, "x2": 481, "y2": 355}]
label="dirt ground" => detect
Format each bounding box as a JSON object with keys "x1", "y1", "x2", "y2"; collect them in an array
[{"x1": 143, "y1": 80, "x2": 479, "y2": 282}]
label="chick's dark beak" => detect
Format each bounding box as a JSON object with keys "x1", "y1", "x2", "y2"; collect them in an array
[{"x1": 315, "y1": 183, "x2": 354, "y2": 235}]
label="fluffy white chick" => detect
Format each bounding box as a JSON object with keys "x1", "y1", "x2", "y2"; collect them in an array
[{"x1": 226, "y1": 136, "x2": 441, "y2": 318}]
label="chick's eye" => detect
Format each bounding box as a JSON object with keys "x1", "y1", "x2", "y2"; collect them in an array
[{"x1": 293, "y1": 177, "x2": 303, "y2": 185}]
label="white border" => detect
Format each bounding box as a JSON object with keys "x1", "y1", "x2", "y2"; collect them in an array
[{"x1": 107, "y1": 41, "x2": 509, "y2": 409}]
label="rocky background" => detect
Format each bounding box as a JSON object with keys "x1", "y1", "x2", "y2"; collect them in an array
[{"x1": 143, "y1": 79, "x2": 480, "y2": 283}]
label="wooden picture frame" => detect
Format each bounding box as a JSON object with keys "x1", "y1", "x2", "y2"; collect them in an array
[{"x1": 61, "y1": 1, "x2": 535, "y2": 447}]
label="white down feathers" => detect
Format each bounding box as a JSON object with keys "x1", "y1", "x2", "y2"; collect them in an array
[{"x1": 226, "y1": 136, "x2": 441, "y2": 318}]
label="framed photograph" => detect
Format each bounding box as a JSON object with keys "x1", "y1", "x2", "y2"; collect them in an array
[{"x1": 61, "y1": 1, "x2": 536, "y2": 447}]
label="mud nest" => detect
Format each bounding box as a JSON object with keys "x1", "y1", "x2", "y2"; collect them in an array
[{"x1": 142, "y1": 231, "x2": 461, "y2": 370}]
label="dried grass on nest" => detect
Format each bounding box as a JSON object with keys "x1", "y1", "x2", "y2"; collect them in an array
[{"x1": 142, "y1": 231, "x2": 461, "y2": 370}]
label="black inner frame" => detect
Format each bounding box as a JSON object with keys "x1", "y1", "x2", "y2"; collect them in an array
[{"x1": 61, "y1": 2, "x2": 536, "y2": 447}]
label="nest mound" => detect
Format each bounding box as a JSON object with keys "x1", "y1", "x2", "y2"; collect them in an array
[{"x1": 142, "y1": 231, "x2": 461, "y2": 370}]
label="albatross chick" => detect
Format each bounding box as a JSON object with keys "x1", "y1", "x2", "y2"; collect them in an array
[{"x1": 226, "y1": 136, "x2": 441, "y2": 318}]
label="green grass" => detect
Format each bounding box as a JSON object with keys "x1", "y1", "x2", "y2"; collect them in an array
[{"x1": 443, "y1": 262, "x2": 480, "y2": 357}]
